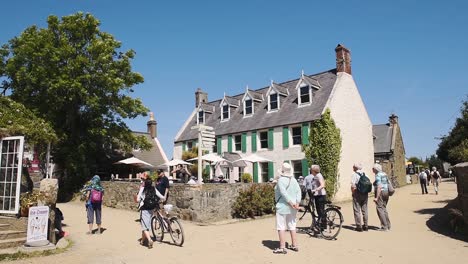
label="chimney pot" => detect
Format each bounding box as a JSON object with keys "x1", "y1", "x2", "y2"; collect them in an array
[
  {"x1": 335, "y1": 44, "x2": 352, "y2": 75},
  {"x1": 195, "y1": 88, "x2": 208, "y2": 108},
  {"x1": 147, "y1": 112, "x2": 157, "y2": 138}
]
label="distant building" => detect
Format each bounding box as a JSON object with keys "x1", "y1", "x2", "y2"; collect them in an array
[
  {"x1": 373, "y1": 114, "x2": 406, "y2": 186},
  {"x1": 174, "y1": 44, "x2": 374, "y2": 201}
]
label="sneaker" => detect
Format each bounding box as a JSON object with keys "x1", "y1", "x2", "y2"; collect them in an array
[
  {"x1": 362, "y1": 225, "x2": 368, "y2": 231},
  {"x1": 355, "y1": 226, "x2": 363, "y2": 232}
]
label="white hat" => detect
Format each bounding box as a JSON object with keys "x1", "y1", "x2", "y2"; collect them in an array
[{"x1": 277, "y1": 163, "x2": 293, "y2": 177}]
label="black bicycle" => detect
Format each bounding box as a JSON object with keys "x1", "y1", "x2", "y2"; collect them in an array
[
  {"x1": 151, "y1": 204, "x2": 185, "y2": 246},
  {"x1": 299, "y1": 197, "x2": 343, "y2": 240}
]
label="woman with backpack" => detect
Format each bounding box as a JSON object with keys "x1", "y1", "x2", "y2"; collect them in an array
[
  {"x1": 84, "y1": 175, "x2": 104, "y2": 235},
  {"x1": 137, "y1": 179, "x2": 165, "y2": 249}
]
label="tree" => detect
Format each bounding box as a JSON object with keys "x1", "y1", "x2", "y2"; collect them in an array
[
  {"x1": 407, "y1": 156, "x2": 427, "y2": 167},
  {"x1": 303, "y1": 109, "x2": 342, "y2": 199},
  {"x1": 437, "y1": 97, "x2": 468, "y2": 164},
  {"x1": 0, "y1": 13, "x2": 151, "y2": 198},
  {"x1": 426, "y1": 155, "x2": 443, "y2": 171}
]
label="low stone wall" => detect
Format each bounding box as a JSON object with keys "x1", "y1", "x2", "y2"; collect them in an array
[
  {"x1": 101, "y1": 182, "x2": 251, "y2": 223},
  {"x1": 453, "y1": 162, "x2": 468, "y2": 224}
]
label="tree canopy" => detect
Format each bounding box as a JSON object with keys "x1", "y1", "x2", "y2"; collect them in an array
[
  {"x1": 436, "y1": 97, "x2": 468, "y2": 164},
  {"x1": 303, "y1": 109, "x2": 342, "y2": 199},
  {"x1": 0, "y1": 12, "x2": 151, "y2": 197}
]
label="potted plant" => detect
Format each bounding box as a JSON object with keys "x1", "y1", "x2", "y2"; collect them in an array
[
  {"x1": 241, "y1": 173, "x2": 253, "y2": 183},
  {"x1": 19, "y1": 191, "x2": 45, "y2": 217}
]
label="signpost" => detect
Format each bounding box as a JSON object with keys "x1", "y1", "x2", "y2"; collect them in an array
[
  {"x1": 191, "y1": 125, "x2": 215, "y2": 184},
  {"x1": 26, "y1": 206, "x2": 49, "y2": 245}
]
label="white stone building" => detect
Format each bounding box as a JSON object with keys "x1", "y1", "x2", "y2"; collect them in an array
[{"x1": 173, "y1": 44, "x2": 374, "y2": 201}]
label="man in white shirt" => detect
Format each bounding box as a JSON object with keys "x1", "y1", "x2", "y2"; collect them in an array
[
  {"x1": 350, "y1": 163, "x2": 368, "y2": 232},
  {"x1": 418, "y1": 170, "x2": 428, "y2": 194}
]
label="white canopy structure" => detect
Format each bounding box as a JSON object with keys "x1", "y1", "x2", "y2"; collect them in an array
[
  {"x1": 163, "y1": 159, "x2": 192, "y2": 167},
  {"x1": 233, "y1": 154, "x2": 272, "y2": 163},
  {"x1": 114, "y1": 157, "x2": 154, "y2": 167},
  {"x1": 187, "y1": 153, "x2": 228, "y2": 163}
]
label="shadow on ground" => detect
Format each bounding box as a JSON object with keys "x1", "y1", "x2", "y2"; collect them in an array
[
  {"x1": 414, "y1": 199, "x2": 468, "y2": 243},
  {"x1": 261, "y1": 240, "x2": 277, "y2": 250}
]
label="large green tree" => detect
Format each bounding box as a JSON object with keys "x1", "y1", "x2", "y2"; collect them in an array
[
  {"x1": 437, "y1": 97, "x2": 468, "y2": 164},
  {"x1": 303, "y1": 109, "x2": 342, "y2": 199},
  {"x1": 0, "y1": 13, "x2": 151, "y2": 198}
]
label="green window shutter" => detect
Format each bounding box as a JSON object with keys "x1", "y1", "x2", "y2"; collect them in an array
[
  {"x1": 217, "y1": 136, "x2": 222, "y2": 155},
  {"x1": 182, "y1": 142, "x2": 186, "y2": 152},
  {"x1": 282, "y1": 127, "x2": 289, "y2": 149},
  {"x1": 302, "y1": 159, "x2": 309, "y2": 176},
  {"x1": 241, "y1": 133, "x2": 247, "y2": 153},
  {"x1": 268, "y1": 128, "x2": 274, "y2": 150},
  {"x1": 251, "y1": 131, "x2": 257, "y2": 153},
  {"x1": 205, "y1": 165, "x2": 211, "y2": 175},
  {"x1": 268, "y1": 162, "x2": 274, "y2": 179},
  {"x1": 228, "y1": 135, "x2": 233, "y2": 152},
  {"x1": 302, "y1": 123, "x2": 309, "y2": 145},
  {"x1": 253, "y1": 162, "x2": 259, "y2": 183}
]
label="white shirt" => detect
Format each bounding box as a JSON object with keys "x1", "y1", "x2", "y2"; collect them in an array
[
  {"x1": 351, "y1": 170, "x2": 363, "y2": 187},
  {"x1": 303, "y1": 174, "x2": 314, "y2": 190},
  {"x1": 419, "y1": 172, "x2": 427, "y2": 180}
]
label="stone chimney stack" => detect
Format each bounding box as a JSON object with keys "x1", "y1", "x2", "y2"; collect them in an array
[
  {"x1": 147, "y1": 112, "x2": 157, "y2": 138},
  {"x1": 195, "y1": 88, "x2": 208, "y2": 108},
  {"x1": 335, "y1": 44, "x2": 352, "y2": 75},
  {"x1": 389, "y1": 114, "x2": 399, "y2": 126}
]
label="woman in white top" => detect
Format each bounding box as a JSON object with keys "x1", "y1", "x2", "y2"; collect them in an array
[
  {"x1": 310, "y1": 165, "x2": 327, "y2": 226},
  {"x1": 137, "y1": 179, "x2": 165, "y2": 248}
]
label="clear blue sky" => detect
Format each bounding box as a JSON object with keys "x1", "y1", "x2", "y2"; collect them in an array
[{"x1": 2, "y1": 0, "x2": 467, "y2": 160}]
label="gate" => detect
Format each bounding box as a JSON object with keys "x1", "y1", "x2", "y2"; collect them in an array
[{"x1": 0, "y1": 136, "x2": 24, "y2": 214}]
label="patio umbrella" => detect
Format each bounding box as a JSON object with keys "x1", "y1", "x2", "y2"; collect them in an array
[
  {"x1": 233, "y1": 154, "x2": 272, "y2": 163},
  {"x1": 114, "y1": 157, "x2": 154, "y2": 167},
  {"x1": 163, "y1": 159, "x2": 192, "y2": 167},
  {"x1": 187, "y1": 153, "x2": 228, "y2": 163}
]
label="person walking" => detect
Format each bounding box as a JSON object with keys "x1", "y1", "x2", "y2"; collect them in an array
[
  {"x1": 273, "y1": 163, "x2": 301, "y2": 254},
  {"x1": 351, "y1": 163, "x2": 370, "y2": 232},
  {"x1": 431, "y1": 167, "x2": 441, "y2": 195},
  {"x1": 418, "y1": 170, "x2": 428, "y2": 194},
  {"x1": 156, "y1": 169, "x2": 170, "y2": 204},
  {"x1": 425, "y1": 168, "x2": 431, "y2": 186},
  {"x1": 372, "y1": 164, "x2": 391, "y2": 231},
  {"x1": 137, "y1": 179, "x2": 165, "y2": 249},
  {"x1": 83, "y1": 175, "x2": 104, "y2": 235}
]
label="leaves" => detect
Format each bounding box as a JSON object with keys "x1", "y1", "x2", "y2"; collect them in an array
[
  {"x1": 232, "y1": 184, "x2": 275, "y2": 218},
  {"x1": 303, "y1": 108, "x2": 342, "y2": 200}
]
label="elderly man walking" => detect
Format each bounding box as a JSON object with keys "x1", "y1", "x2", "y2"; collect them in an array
[
  {"x1": 418, "y1": 170, "x2": 428, "y2": 194},
  {"x1": 351, "y1": 163, "x2": 371, "y2": 232}
]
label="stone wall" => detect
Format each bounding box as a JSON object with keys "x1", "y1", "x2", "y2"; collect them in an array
[
  {"x1": 101, "y1": 182, "x2": 252, "y2": 223},
  {"x1": 392, "y1": 126, "x2": 407, "y2": 186},
  {"x1": 453, "y1": 163, "x2": 468, "y2": 224}
]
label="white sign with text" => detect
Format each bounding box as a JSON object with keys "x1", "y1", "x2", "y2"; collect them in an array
[{"x1": 26, "y1": 206, "x2": 49, "y2": 243}]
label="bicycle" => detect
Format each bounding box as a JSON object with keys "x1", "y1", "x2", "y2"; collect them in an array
[
  {"x1": 299, "y1": 196, "x2": 344, "y2": 240},
  {"x1": 151, "y1": 204, "x2": 185, "y2": 246}
]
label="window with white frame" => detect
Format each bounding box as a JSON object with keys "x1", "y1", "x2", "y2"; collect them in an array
[
  {"x1": 187, "y1": 141, "x2": 193, "y2": 151},
  {"x1": 260, "y1": 162, "x2": 269, "y2": 182},
  {"x1": 222, "y1": 104, "x2": 229, "y2": 120},
  {"x1": 291, "y1": 126, "x2": 302, "y2": 145},
  {"x1": 299, "y1": 84, "x2": 311, "y2": 105},
  {"x1": 259, "y1": 131, "x2": 268, "y2": 149},
  {"x1": 197, "y1": 110, "x2": 204, "y2": 124},
  {"x1": 268, "y1": 92, "x2": 279, "y2": 111},
  {"x1": 234, "y1": 135, "x2": 242, "y2": 151},
  {"x1": 244, "y1": 98, "x2": 253, "y2": 116},
  {"x1": 291, "y1": 160, "x2": 303, "y2": 178},
  {"x1": 238, "y1": 167, "x2": 244, "y2": 181}
]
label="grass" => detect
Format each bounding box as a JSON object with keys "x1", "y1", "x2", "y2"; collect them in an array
[{"x1": 0, "y1": 239, "x2": 73, "y2": 262}]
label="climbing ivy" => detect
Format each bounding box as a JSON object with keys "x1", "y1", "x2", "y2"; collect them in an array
[{"x1": 303, "y1": 108, "x2": 342, "y2": 200}]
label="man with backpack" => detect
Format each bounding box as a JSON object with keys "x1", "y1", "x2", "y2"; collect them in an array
[
  {"x1": 351, "y1": 163, "x2": 371, "y2": 232},
  {"x1": 431, "y1": 167, "x2": 441, "y2": 195}
]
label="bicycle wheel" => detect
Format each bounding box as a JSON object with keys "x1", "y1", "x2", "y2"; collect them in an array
[
  {"x1": 320, "y1": 207, "x2": 343, "y2": 240},
  {"x1": 151, "y1": 216, "x2": 164, "y2": 242},
  {"x1": 168, "y1": 217, "x2": 185, "y2": 246}
]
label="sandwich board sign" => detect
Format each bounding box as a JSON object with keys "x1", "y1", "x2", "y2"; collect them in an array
[{"x1": 26, "y1": 206, "x2": 49, "y2": 244}]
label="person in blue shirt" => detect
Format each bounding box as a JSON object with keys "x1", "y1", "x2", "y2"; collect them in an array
[{"x1": 372, "y1": 164, "x2": 391, "y2": 231}]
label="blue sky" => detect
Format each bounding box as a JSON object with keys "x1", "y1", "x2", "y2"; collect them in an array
[{"x1": 1, "y1": 0, "x2": 467, "y2": 160}]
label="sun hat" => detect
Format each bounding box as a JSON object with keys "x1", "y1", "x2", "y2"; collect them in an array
[{"x1": 277, "y1": 163, "x2": 293, "y2": 177}]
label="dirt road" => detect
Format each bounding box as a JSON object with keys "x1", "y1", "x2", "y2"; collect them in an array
[{"x1": 11, "y1": 180, "x2": 467, "y2": 264}]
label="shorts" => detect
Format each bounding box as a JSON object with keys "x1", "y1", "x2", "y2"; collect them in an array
[{"x1": 276, "y1": 212, "x2": 297, "y2": 231}]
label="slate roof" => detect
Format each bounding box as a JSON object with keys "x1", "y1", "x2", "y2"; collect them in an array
[
  {"x1": 223, "y1": 96, "x2": 240, "y2": 107},
  {"x1": 199, "y1": 103, "x2": 215, "y2": 113},
  {"x1": 302, "y1": 75, "x2": 321, "y2": 88},
  {"x1": 175, "y1": 69, "x2": 337, "y2": 142},
  {"x1": 271, "y1": 82, "x2": 289, "y2": 96},
  {"x1": 132, "y1": 132, "x2": 168, "y2": 166},
  {"x1": 247, "y1": 89, "x2": 264, "y2": 101},
  {"x1": 372, "y1": 124, "x2": 393, "y2": 154}
]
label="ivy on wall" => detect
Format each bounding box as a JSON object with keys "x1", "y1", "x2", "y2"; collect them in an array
[{"x1": 303, "y1": 108, "x2": 342, "y2": 200}]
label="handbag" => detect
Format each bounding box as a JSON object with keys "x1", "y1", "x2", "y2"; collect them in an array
[{"x1": 387, "y1": 175, "x2": 395, "y2": 196}]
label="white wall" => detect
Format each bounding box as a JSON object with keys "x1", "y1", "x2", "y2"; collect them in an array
[{"x1": 325, "y1": 72, "x2": 375, "y2": 202}]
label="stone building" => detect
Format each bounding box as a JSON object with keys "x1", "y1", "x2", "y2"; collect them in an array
[
  {"x1": 173, "y1": 44, "x2": 374, "y2": 201},
  {"x1": 373, "y1": 114, "x2": 407, "y2": 186}
]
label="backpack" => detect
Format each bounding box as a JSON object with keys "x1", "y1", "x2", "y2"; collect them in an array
[
  {"x1": 90, "y1": 189, "x2": 103, "y2": 203},
  {"x1": 356, "y1": 172, "x2": 372, "y2": 194},
  {"x1": 141, "y1": 188, "x2": 158, "y2": 210},
  {"x1": 386, "y1": 176, "x2": 395, "y2": 196},
  {"x1": 432, "y1": 171, "x2": 440, "y2": 179}
]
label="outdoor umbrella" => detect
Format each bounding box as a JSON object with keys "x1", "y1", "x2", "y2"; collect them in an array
[
  {"x1": 187, "y1": 153, "x2": 228, "y2": 163},
  {"x1": 163, "y1": 159, "x2": 192, "y2": 167},
  {"x1": 233, "y1": 154, "x2": 272, "y2": 163},
  {"x1": 114, "y1": 157, "x2": 154, "y2": 167}
]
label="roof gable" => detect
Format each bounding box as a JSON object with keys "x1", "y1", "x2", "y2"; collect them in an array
[{"x1": 372, "y1": 124, "x2": 393, "y2": 154}]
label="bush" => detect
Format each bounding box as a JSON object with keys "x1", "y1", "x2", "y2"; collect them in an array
[
  {"x1": 241, "y1": 173, "x2": 253, "y2": 183},
  {"x1": 232, "y1": 184, "x2": 275, "y2": 218}
]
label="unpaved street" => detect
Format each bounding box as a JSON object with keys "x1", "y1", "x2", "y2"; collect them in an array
[{"x1": 10, "y1": 181, "x2": 468, "y2": 264}]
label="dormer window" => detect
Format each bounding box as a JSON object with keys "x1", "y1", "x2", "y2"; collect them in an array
[
  {"x1": 299, "y1": 84, "x2": 311, "y2": 105},
  {"x1": 222, "y1": 104, "x2": 229, "y2": 120},
  {"x1": 244, "y1": 98, "x2": 253, "y2": 116},
  {"x1": 269, "y1": 92, "x2": 279, "y2": 111},
  {"x1": 197, "y1": 110, "x2": 205, "y2": 124}
]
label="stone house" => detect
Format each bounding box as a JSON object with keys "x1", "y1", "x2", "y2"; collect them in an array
[
  {"x1": 373, "y1": 114, "x2": 407, "y2": 186},
  {"x1": 173, "y1": 44, "x2": 374, "y2": 201}
]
